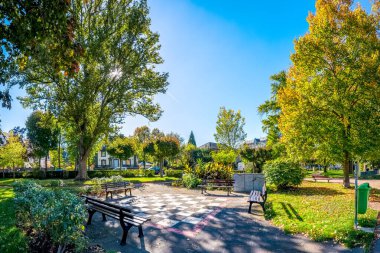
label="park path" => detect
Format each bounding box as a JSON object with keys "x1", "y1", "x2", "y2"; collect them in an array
[
  {"x1": 304, "y1": 178, "x2": 380, "y2": 190},
  {"x1": 86, "y1": 183, "x2": 362, "y2": 253}
]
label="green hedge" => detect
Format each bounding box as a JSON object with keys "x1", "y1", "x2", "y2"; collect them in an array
[
  {"x1": 87, "y1": 170, "x2": 137, "y2": 178},
  {"x1": 165, "y1": 169, "x2": 183, "y2": 178},
  {"x1": 1, "y1": 169, "x2": 145, "y2": 179},
  {"x1": 1, "y1": 171, "x2": 77, "y2": 179}
]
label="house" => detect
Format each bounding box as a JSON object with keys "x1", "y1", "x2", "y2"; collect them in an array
[
  {"x1": 94, "y1": 145, "x2": 139, "y2": 169},
  {"x1": 244, "y1": 137, "x2": 267, "y2": 149},
  {"x1": 199, "y1": 142, "x2": 218, "y2": 151}
]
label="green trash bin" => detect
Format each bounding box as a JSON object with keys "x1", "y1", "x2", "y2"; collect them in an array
[{"x1": 357, "y1": 183, "x2": 370, "y2": 214}]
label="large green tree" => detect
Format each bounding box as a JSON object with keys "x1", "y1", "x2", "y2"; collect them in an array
[
  {"x1": 154, "y1": 136, "x2": 180, "y2": 177},
  {"x1": 214, "y1": 107, "x2": 247, "y2": 150},
  {"x1": 25, "y1": 111, "x2": 59, "y2": 174},
  {"x1": 0, "y1": 132, "x2": 26, "y2": 178},
  {"x1": 18, "y1": 0, "x2": 168, "y2": 180},
  {"x1": 134, "y1": 126, "x2": 151, "y2": 169},
  {"x1": 278, "y1": 0, "x2": 380, "y2": 187},
  {"x1": 107, "y1": 137, "x2": 135, "y2": 169}
]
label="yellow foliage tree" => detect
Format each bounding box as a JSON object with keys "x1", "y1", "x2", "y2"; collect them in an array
[{"x1": 278, "y1": 0, "x2": 380, "y2": 187}]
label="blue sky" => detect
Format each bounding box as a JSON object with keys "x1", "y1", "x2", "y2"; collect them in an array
[{"x1": 0, "y1": 0, "x2": 373, "y2": 146}]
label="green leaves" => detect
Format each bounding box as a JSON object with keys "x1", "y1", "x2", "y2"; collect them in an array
[
  {"x1": 107, "y1": 137, "x2": 135, "y2": 161},
  {"x1": 214, "y1": 107, "x2": 247, "y2": 150},
  {"x1": 13, "y1": 181, "x2": 87, "y2": 251},
  {"x1": 0, "y1": 132, "x2": 26, "y2": 169},
  {"x1": 278, "y1": 0, "x2": 380, "y2": 186},
  {"x1": 13, "y1": 0, "x2": 168, "y2": 179}
]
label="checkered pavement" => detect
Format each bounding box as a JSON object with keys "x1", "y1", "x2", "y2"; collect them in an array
[{"x1": 111, "y1": 193, "x2": 227, "y2": 232}]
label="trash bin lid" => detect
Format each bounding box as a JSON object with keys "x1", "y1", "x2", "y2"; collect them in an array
[{"x1": 358, "y1": 183, "x2": 370, "y2": 189}]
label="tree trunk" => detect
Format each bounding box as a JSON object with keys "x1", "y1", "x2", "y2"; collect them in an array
[
  {"x1": 160, "y1": 159, "x2": 164, "y2": 177},
  {"x1": 75, "y1": 137, "x2": 89, "y2": 180},
  {"x1": 343, "y1": 151, "x2": 350, "y2": 188},
  {"x1": 45, "y1": 154, "x2": 48, "y2": 176},
  {"x1": 119, "y1": 158, "x2": 122, "y2": 170},
  {"x1": 348, "y1": 160, "x2": 354, "y2": 174},
  {"x1": 76, "y1": 156, "x2": 89, "y2": 180},
  {"x1": 342, "y1": 121, "x2": 351, "y2": 188},
  {"x1": 323, "y1": 165, "x2": 327, "y2": 173},
  {"x1": 58, "y1": 131, "x2": 61, "y2": 169}
]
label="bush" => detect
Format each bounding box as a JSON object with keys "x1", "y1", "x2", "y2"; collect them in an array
[
  {"x1": 165, "y1": 169, "x2": 183, "y2": 178},
  {"x1": 263, "y1": 159, "x2": 305, "y2": 189},
  {"x1": 87, "y1": 169, "x2": 137, "y2": 178},
  {"x1": 141, "y1": 169, "x2": 155, "y2": 177},
  {"x1": 49, "y1": 180, "x2": 65, "y2": 187},
  {"x1": 195, "y1": 162, "x2": 233, "y2": 180},
  {"x1": 182, "y1": 173, "x2": 202, "y2": 189},
  {"x1": 13, "y1": 181, "x2": 87, "y2": 252}
]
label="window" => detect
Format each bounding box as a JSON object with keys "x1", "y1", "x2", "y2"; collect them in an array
[
  {"x1": 101, "y1": 159, "x2": 106, "y2": 166},
  {"x1": 122, "y1": 160, "x2": 127, "y2": 165},
  {"x1": 101, "y1": 151, "x2": 106, "y2": 157}
]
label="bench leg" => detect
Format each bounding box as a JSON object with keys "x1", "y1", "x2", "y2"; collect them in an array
[
  {"x1": 129, "y1": 189, "x2": 132, "y2": 196},
  {"x1": 102, "y1": 213, "x2": 107, "y2": 221},
  {"x1": 248, "y1": 202, "x2": 253, "y2": 214},
  {"x1": 120, "y1": 221, "x2": 132, "y2": 246},
  {"x1": 260, "y1": 203, "x2": 266, "y2": 213},
  {"x1": 111, "y1": 192, "x2": 113, "y2": 199},
  {"x1": 87, "y1": 210, "x2": 96, "y2": 225},
  {"x1": 138, "y1": 225, "x2": 144, "y2": 238}
]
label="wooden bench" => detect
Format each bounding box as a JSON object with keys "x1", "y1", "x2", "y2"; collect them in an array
[
  {"x1": 84, "y1": 196, "x2": 149, "y2": 245},
  {"x1": 198, "y1": 179, "x2": 234, "y2": 196},
  {"x1": 248, "y1": 175, "x2": 267, "y2": 213},
  {"x1": 312, "y1": 175, "x2": 332, "y2": 182},
  {"x1": 101, "y1": 181, "x2": 133, "y2": 199}
]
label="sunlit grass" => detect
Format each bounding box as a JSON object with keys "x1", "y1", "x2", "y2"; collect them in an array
[
  {"x1": 0, "y1": 188, "x2": 28, "y2": 253},
  {"x1": 265, "y1": 181, "x2": 377, "y2": 249}
]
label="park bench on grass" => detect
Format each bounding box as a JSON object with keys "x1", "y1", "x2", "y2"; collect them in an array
[
  {"x1": 84, "y1": 195, "x2": 149, "y2": 246},
  {"x1": 101, "y1": 181, "x2": 133, "y2": 199},
  {"x1": 198, "y1": 179, "x2": 234, "y2": 196},
  {"x1": 312, "y1": 174, "x2": 332, "y2": 182},
  {"x1": 248, "y1": 176, "x2": 267, "y2": 213}
]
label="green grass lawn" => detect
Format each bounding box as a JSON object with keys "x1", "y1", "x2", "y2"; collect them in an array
[
  {"x1": 265, "y1": 181, "x2": 377, "y2": 249},
  {"x1": 0, "y1": 188, "x2": 28, "y2": 253},
  {"x1": 305, "y1": 169, "x2": 353, "y2": 178}
]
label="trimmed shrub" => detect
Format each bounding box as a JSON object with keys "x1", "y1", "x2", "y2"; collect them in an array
[
  {"x1": 49, "y1": 180, "x2": 65, "y2": 187},
  {"x1": 263, "y1": 159, "x2": 305, "y2": 189},
  {"x1": 141, "y1": 169, "x2": 155, "y2": 177},
  {"x1": 182, "y1": 173, "x2": 202, "y2": 189},
  {"x1": 165, "y1": 169, "x2": 183, "y2": 178},
  {"x1": 87, "y1": 169, "x2": 137, "y2": 178},
  {"x1": 195, "y1": 162, "x2": 233, "y2": 180},
  {"x1": 13, "y1": 181, "x2": 87, "y2": 252}
]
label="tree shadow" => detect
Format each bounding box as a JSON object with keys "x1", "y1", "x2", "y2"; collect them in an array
[{"x1": 280, "y1": 202, "x2": 303, "y2": 221}]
